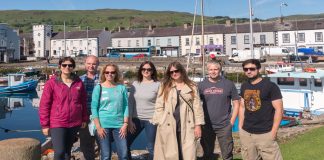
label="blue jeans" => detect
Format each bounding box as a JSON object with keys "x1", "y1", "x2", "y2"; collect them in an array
[
  {"x1": 127, "y1": 118, "x2": 157, "y2": 160},
  {"x1": 95, "y1": 128, "x2": 128, "y2": 160}
]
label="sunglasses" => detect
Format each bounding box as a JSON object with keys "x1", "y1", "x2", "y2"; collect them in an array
[
  {"x1": 243, "y1": 67, "x2": 257, "y2": 72},
  {"x1": 170, "y1": 69, "x2": 180, "y2": 74},
  {"x1": 104, "y1": 71, "x2": 116, "y2": 75},
  {"x1": 141, "y1": 68, "x2": 152, "y2": 72},
  {"x1": 61, "y1": 64, "x2": 74, "y2": 68}
]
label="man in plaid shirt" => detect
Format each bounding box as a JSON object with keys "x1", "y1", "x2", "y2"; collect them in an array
[{"x1": 79, "y1": 55, "x2": 100, "y2": 160}]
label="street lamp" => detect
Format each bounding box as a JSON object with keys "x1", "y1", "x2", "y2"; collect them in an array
[{"x1": 280, "y1": 2, "x2": 288, "y2": 22}]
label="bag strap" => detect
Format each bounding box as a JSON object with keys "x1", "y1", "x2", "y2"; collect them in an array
[
  {"x1": 179, "y1": 93, "x2": 194, "y2": 113},
  {"x1": 98, "y1": 84, "x2": 102, "y2": 105}
]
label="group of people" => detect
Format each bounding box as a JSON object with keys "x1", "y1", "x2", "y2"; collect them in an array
[{"x1": 39, "y1": 56, "x2": 283, "y2": 160}]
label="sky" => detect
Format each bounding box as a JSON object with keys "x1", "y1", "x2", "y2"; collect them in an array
[{"x1": 0, "y1": 0, "x2": 323, "y2": 19}]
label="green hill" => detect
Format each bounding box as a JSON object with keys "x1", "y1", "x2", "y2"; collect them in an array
[
  {"x1": 0, "y1": 9, "x2": 250, "y2": 33},
  {"x1": 0, "y1": 9, "x2": 323, "y2": 33}
]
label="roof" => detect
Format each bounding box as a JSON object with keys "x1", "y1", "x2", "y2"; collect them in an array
[
  {"x1": 51, "y1": 30, "x2": 105, "y2": 40},
  {"x1": 112, "y1": 18, "x2": 324, "y2": 38}
]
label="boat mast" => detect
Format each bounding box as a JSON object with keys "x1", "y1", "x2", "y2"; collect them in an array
[
  {"x1": 248, "y1": 0, "x2": 254, "y2": 58},
  {"x1": 186, "y1": 0, "x2": 198, "y2": 71},
  {"x1": 201, "y1": 0, "x2": 205, "y2": 78}
]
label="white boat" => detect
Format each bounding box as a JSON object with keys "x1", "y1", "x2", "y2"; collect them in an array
[
  {"x1": 266, "y1": 68, "x2": 324, "y2": 115},
  {"x1": 265, "y1": 62, "x2": 295, "y2": 74}
]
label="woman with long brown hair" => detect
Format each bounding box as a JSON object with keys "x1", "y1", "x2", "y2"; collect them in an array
[
  {"x1": 152, "y1": 61, "x2": 205, "y2": 160},
  {"x1": 91, "y1": 63, "x2": 129, "y2": 160}
]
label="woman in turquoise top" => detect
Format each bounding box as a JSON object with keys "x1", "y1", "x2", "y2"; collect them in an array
[{"x1": 91, "y1": 63, "x2": 129, "y2": 160}]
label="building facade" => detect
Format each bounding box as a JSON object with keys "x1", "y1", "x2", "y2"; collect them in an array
[
  {"x1": 0, "y1": 24, "x2": 20, "y2": 63},
  {"x1": 50, "y1": 29, "x2": 110, "y2": 58},
  {"x1": 33, "y1": 25, "x2": 52, "y2": 58}
]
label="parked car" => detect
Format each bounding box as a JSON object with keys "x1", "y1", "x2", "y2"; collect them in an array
[
  {"x1": 106, "y1": 53, "x2": 121, "y2": 58},
  {"x1": 133, "y1": 54, "x2": 148, "y2": 59}
]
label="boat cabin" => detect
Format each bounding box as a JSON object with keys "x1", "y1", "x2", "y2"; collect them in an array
[{"x1": 265, "y1": 69, "x2": 324, "y2": 115}]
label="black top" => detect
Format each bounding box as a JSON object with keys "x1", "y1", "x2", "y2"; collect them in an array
[
  {"x1": 240, "y1": 79, "x2": 282, "y2": 134},
  {"x1": 173, "y1": 89, "x2": 181, "y2": 132}
]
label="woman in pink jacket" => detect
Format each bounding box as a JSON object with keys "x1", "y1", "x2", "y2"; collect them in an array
[{"x1": 39, "y1": 57, "x2": 88, "y2": 160}]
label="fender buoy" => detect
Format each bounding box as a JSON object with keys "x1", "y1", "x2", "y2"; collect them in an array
[{"x1": 304, "y1": 68, "x2": 316, "y2": 73}]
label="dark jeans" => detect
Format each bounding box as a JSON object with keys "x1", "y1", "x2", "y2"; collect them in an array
[
  {"x1": 96, "y1": 128, "x2": 128, "y2": 160},
  {"x1": 50, "y1": 127, "x2": 80, "y2": 160},
  {"x1": 127, "y1": 118, "x2": 157, "y2": 160},
  {"x1": 201, "y1": 124, "x2": 234, "y2": 160},
  {"x1": 79, "y1": 125, "x2": 96, "y2": 160}
]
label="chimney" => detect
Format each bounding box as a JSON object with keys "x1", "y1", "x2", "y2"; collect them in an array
[
  {"x1": 225, "y1": 20, "x2": 231, "y2": 26},
  {"x1": 118, "y1": 26, "x2": 125, "y2": 32},
  {"x1": 148, "y1": 25, "x2": 156, "y2": 31},
  {"x1": 183, "y1": 23, "x2": 191, "y2": 29}
]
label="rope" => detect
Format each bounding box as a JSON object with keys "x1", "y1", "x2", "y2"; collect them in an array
[{"x1": 0, "y1": 126, "x2": 40, "y2": 133}]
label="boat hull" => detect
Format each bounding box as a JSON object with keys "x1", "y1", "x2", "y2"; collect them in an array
[{"x1": 0, "y1": 80, "x2": 38, "y2": 93}]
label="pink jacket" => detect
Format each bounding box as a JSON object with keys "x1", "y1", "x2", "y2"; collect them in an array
[{"x1": 39, "y1": 74, "x2": 88, "y2": 128}]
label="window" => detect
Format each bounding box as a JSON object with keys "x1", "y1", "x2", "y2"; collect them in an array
[
  {"x1": 196, "y1": 37, "x2": 200, "y2": 45},
  {"x1": 38, "y1": 41, "x2": 41, "y2": 47},
  {"x1": 62, "y1": 40, "x2": 65, "y2": 46},
  {"x1": 298, "y1": 33, "x2": 305, "y2": 42},
  {"x1": 209, "y1": 37, "x2": 214, "y2": 45},
  {"x1": 299, "y1": 78, "x2": 307, "y2": 86},
  {"x1": 53, "y1": 50, "x2": 57, "y2": 55},
  {"x1": 37, "y1": 50, "x2": 40, "y2": 57},
  {"x1": 127, "y1": 40, "x2": 131, "y2": 47},
  {"x1": 118, "y1": 40, "x2": 121, "y2": 47},
  {"x1": 277, "y1": 77, "x2": 294, "y2": 85},
  {"x1": 156, "y1": 39, "x2": 160, "y2": 46},
  {"x1": 0, "y1": 29, "x2": 7, "y2": 37},
  {"x1": 53, "y1": 41, "x2": 56, "y2": 46},
  {"x1": 282, "y1": 33, "x2": 290, "y2": 43},
  {"x1": 260, "y1": 35, "x2": 266, "y2": 44},
  {"x1": 231, "y1": 36, "x2": 236, "y2": 44},
  {"x1": 186, "y1": 49, "x2": 190, "y2": 54},
  {"x1": 314, "y1": 79, "x2": 322, "y2": 87},
  {"x1": 315, "y1": 32, "x2": 323, "y2": 42},
  {"x1": 136, "y1": 40, "x2": 139, "y2": 47},
  {"x1": 185, "y1": 38, "x2": 190, "y2": 46},
  {"x1": 167, "y1": 39, "x2": 172, "y2": 46},
  {"x1": 79, "y1": 40, "x2": 82, "y2": 46},
  {"x1": 244, "y1": 35, "x2": 249, "y2": 44},
  {"x1": 147, "y1": 40, "x2": 151, "y2": 46}
]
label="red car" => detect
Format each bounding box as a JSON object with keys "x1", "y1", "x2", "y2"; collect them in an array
[{"x1": 133, "y1": 54, "x2": 148, "y2": 58}]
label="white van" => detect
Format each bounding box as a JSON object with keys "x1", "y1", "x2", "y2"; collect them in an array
[
  {"x1": 261, "y1": 47, "x2": 291, "y2": 56},
  {"x1": 229, "y1": 49, "x2": 266, "y2": 63}
]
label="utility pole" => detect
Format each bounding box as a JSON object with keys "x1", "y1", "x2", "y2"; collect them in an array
[
  {"x1": 86, "y1": 26, "x2": 89, "y2": 55},
  {"x1": 201, "y1": 0, "x2": 205, "y2": 78},
  {"x1": 248, "y1": 0, "x2": 254, "y2": 58},
  {"x1": 64, "y1": 21, "x2": 66, "y2": 57}
]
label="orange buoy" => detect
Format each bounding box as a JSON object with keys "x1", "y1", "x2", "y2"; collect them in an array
[{"x1": 304, "y1": 67, "x2": 316, "y2": 72}]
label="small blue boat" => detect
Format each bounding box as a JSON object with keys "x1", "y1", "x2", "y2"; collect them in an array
[{"x1": 0, "y1": 74, "x2": 38, "y2": 93}]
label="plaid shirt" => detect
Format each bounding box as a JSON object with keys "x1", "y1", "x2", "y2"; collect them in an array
[{"x1": 80, "y1": 73, "x2": 100, "y2": 113}]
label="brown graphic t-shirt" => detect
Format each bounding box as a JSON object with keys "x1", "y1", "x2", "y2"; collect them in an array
[{"x1": 240, "y1": 79, "x2": 282, "y2": 134}]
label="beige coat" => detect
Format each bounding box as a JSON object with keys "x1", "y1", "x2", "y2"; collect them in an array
[{"x1": 152, "y1": 83, "x2": 205, "y2": 160}]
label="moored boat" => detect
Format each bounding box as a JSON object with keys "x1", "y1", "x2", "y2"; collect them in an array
[
  {"x1": 265, "y1": 68, "x2": 324, "y2": 115},
  {"x1": 0, "y1": 74, "x2": 38, "y2": 93}
]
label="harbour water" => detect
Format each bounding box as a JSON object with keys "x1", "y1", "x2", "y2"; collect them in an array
[{"x1": 0, "y1": 91, "x2": 148, "y2": 150}]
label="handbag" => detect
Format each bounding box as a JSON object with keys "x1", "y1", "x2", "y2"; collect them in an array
[{"x1": 88, "y1": 84, "x2": 102, "y2": 136}]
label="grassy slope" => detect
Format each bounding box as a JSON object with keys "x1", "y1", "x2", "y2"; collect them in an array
[
  {"x1": 280, "y1": 126, "x2": 324, "y2": 160},
  {"x1": 0, "y1": 9, "x2": 219, "y2": 33}
]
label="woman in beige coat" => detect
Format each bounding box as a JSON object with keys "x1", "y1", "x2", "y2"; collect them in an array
[{"x1": 152, "y1": 61, "x2": 205, "y2": 160}]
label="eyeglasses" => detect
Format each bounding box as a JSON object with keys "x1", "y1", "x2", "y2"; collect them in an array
[
  {"x1": 170, "y1": 69, "x2": 180, "y2": 74},
  {"x1": 61, "y1": 64, "x2": 74, "y2": 68},
  {"x1": 243, "y1": 67, "x2": 257, "y2": 72},
  {"x1": 141, "y1": 68, "x2": 152, "y2": 72},
  {"x1": 104, "y1": 71, "x2": 116, "y2": 75}
]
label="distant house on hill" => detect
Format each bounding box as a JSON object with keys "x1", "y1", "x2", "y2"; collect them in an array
[{"x1": 0, "y1": 24, "x2": 20, "y2": 63}]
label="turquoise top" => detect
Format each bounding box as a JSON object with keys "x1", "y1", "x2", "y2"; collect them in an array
[{"x1": 91, "y1": 84, "x2": 128, "y2": 128}]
